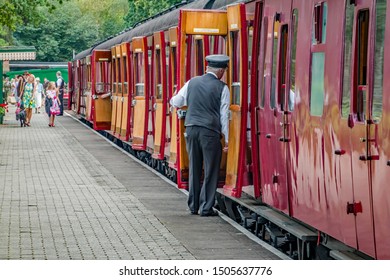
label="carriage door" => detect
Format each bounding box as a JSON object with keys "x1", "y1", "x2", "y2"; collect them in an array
[
  {"x1": 110, "y1": 46, "x2": 118, "y2": 132},
  {"x1": 167, "y1": 27, "x2": 179, "y2": 181},
  {"x1": 119, "y1": 42, "x2": 130, "y2": 141},
  {"x1": 131, "y1": 37, "x2": 149, "y2": 151},
  {"x1": 177, "y1": 9, "x2": 228, "y2": 189},
  {"x1": 371, "y1": 0, "x2": 390, "y2": 260},
  {"x1": 256, "y1": 1, "x2": 291, "y2": 214},
  {"x1": 224, "y1": 3, "x2": 250, "y2": 197},
  {"x1": 114, "y1": 45, "x2": 123, "y2": 136},
  {"x1": 152, "y1": 31, "x2": 168, "y2": 160},
  {"x1": 92, "y1": 50, "x2": 112, "y2": 130},
  {"x1": 67, "y1": 62, "x2": 73, "y2": 111},
  {"x1": 342, "y1": 0, "x2": 376, "y2": 257}
]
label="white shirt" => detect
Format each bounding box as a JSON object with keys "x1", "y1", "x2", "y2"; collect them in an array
[
  {"x1": 56, "y1": 77, "x2": 63, "y2": 93},
  {"x1": 170, "y1": 72, "x2": 230, "y2": 143}
]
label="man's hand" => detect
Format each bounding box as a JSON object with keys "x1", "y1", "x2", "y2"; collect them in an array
[{"x1": 223, "y1": 143, "x2": 228, "y2": 153}]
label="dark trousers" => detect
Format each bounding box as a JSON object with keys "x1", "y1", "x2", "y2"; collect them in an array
[
  {"x1": 185, "y1": 126, "x2": 222, "y2": 215},
  {"x1": 58, "y1": 91, "x2": 64, "y2": 115}
]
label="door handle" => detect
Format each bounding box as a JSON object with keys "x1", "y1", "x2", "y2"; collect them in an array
[
  {"x1": 335, "y1": 149, "x2": 345, "y2": 155},
  {"x1": 279, "y1": 137, "x2": 291, "y2": 143},
  {"x1": 265, "y1": 134, "x2": 271, "y2": 139},
  {"x1": 387, "y1": 160, "x2": 390, "y2": 166},
  {"x1": 359, "y1": 155, "x2": 379, "y2": 161}
]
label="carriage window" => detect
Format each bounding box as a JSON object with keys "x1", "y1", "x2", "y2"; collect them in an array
[
  {"x1": 112, "y1": 58, "x2": 116, "y2": 92},
  {"x1": 259, "y1": 17, "x2": 268, "y2": 108},
  {"x1": 87, "y1": 64, "x2": 92, "y2": 90},
  {"x1": 156, "y1": 49, "x2": 162, "y2": 99},
  {"x1": 270, "y1": 16, "x2": 279, "y2": 109},
  {"x1": 289, "y1": 9, "x2": 298, "y2": 112},
  {"x1": 248, "y1": 25, "x2": 253, "y2": 82},
  {"x1": 231, "y1": 31, "x2": 241, "y2": 105},
  {"x1": 123, "y1": 56, "x2": 128, "y2": 94},
  {"x1": 355, "y1": 10, "x2": 369, "y2": 122},
  {"x1": 310, "y1": 52, "x2": 325, "y2": 116},
  {"x1": 312, "y1": 2, "x2": 327, "y2": 45},
  {"x1": 135, "y1": 53, "x2": 144, "y2": 96},
  {"x1": 171, "y1": 46, "x2": 177, "y2": 93},
  {"x1": 117, "y1": 58, "x2": 122, "y2": 93},
  {"x1": 341, "y1": 4, "x2": 354, "y2": 118},
  {"x1": 196, "y1": 38, "x2": 204, "y2": 76},
  {"x1": 117, "y1": 59, "x2": 121, "y2": 83},
  {"x1": 278, "y1": 24, "x2": 288, "y2": 111},
  {"x1": 372, "y1": 1, "x2": 386, "y2": 121}
]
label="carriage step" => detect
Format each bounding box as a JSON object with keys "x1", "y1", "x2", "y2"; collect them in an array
[{"x1": 329, "y1": 250, "x2": 366, "y2": 260}]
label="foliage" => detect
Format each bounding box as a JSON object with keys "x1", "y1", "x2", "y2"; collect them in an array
[
  {"x1": 0, "y1": 0, "x2": 184, "y2": 61},
  {"x1": 0, "y1": 104, "x2": 7, "y2": 115},
  {"x1": 124, "y1": 0, "x2": 183, "y2": 27},
  {"x1": 75, "y1": 0, "x2": 128, "y2": 39},
  {"x1": 13, "y1": 2, "x2": 100, "y2": 61},
  {"x1": 10, "y1": 0, "x2": 128, "y2": 61},
  {"x1": 0, "y1": 0, "x2": 65, "y2": 31}
]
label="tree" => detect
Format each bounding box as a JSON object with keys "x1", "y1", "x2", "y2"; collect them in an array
[
  {"x1": 11, "y1": 0, "x2": 129, "y2": 61},
  {"x1": 13, "y1": 2, "x2": 99, "y2": 61},
  {"x1": 124, "y1": 0, "x2": 183, "y2": 27},
  {"x1": 0, "y1": 0, "x2": 65, "y2": 31}
]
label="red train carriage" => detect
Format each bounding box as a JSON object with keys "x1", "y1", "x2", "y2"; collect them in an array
[{"x1": 245, "y1": 0, "x2": 390, "y2": 259}]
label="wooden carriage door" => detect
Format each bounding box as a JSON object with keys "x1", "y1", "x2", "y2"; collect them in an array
[
  {"x1": 224, "y1": 3, "x2": 250, "y2": 197},
  {"x1": 255, "y1": 0, "x2": 291, "y2": 214},
  {"x1": 114, "y1": 45, "x2": 123, "y2": 135},
  {"x1": 120, "y1": 43, "x2": 130, "y2": 140},
  {"x1": 110, "y1": 46, "x2": 118, "y2": 132},
  {"x1": 152, "y1": 31, "x2": 168, "y2": 160},
  {"x1": 92, "y1": 50, "x2": 112, "y2": 130},
  {"x1": 85, "y1": 56, "x2": 92, "y2": 121},
  {"x1": 131, "y1": 37, "x2": 149, "y2": 150},
  {"x1": 177, "y1": 9, "x2": 228, "y2": 189},
  {"x1": 168, "y1": 27, "x2": 179, "y2": 176}
]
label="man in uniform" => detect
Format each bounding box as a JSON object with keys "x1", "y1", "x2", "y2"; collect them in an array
[
  {"x1": 170, "y1": 54, "x2": 230, "y2": 216},
  {"x1": 55, "y1": 71, "x2": 65, "y2": 115}
]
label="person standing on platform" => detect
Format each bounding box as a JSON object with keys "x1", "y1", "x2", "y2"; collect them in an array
[
  {"x1": 22, "y1": 74, "x2": 36, "y2": 126},
  {"x1": 15, "y1": 75, "x2": 25, "y2": 104},
  {"x1": 55, "y1": 71, "x2": 65, "y2": 115},
  {"x1": 35, "y1": 77, "x2": 43, "y2": 113},
  {"x1": 45, "y1": 82, "x2": 61, "y2": 127},
  {"x1": 170, "y1": 54, "x2": 230, "y2": 217}
]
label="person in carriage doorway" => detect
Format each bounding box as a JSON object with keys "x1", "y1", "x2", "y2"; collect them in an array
[
  {"x1": 55, "y1": 71, "x2": 65, "y2": 115},
  {"x1": 170, "y1": 54, "x2": 230, "y2": 217}
]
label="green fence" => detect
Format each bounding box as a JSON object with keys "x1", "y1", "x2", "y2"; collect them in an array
[{"x1": 5, "y1": 67, "x2": 68, "y2": 84}]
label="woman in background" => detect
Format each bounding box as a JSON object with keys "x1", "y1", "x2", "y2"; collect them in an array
[
  {"x1": 35, "y1": 77, "x2": 43, "y2": 113},
  {"x1": 22, "y1": 74, "x2": 36, "y2": 126}
]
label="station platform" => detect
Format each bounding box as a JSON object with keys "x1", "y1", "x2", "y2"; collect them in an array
[{"x1": 0, "y1": 105, "x2": 282, "y2": 260}]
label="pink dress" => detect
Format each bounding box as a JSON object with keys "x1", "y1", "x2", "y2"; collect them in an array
[{"x1": 46, "y1": 90, "x2": 60, "y2": 116}]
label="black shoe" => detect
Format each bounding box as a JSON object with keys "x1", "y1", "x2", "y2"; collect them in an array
[
  {"x1": 190, "y1": 210, "x2": 198, "y2": 215},
  {"x1": 200, "y1": 210, "x2": 218, "y2": 217}
]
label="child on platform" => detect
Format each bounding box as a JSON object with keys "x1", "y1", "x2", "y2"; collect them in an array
[{"x1": 45, "y1": 82, "x2": 61, "y2": 127}]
